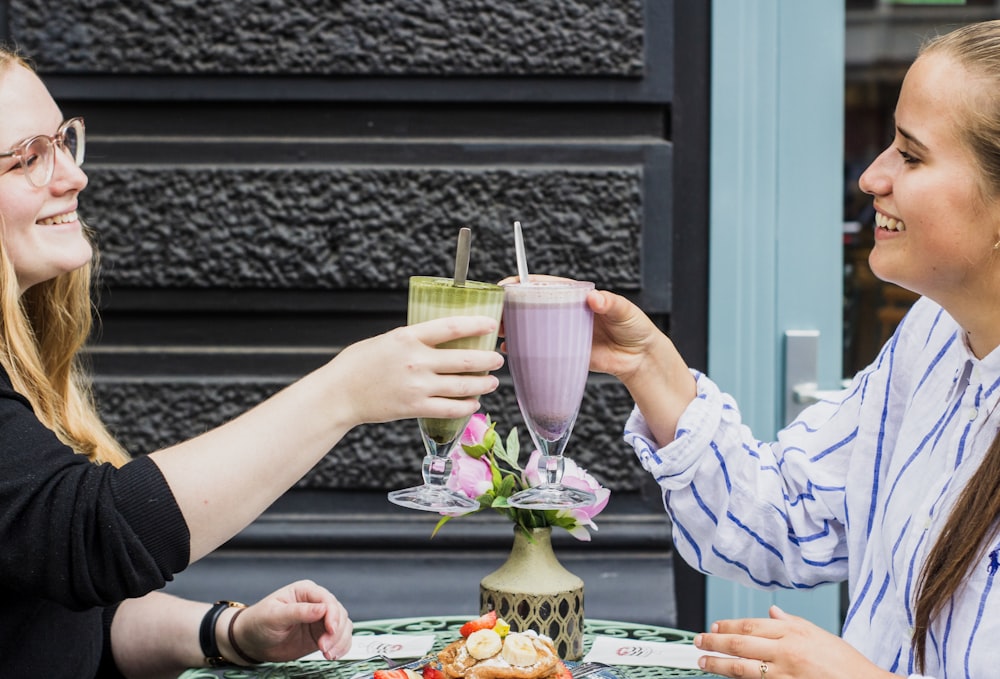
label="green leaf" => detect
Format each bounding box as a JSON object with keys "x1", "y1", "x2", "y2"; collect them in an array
[
  {"x1": 461, "y1": 443, "x2": 490, "y2": 459},
  {"x1": 551, "y1": 515, "x2": 578, "y2": 529},
  {"x1": 431, "y1": 516, "x2": 452, "y2": 537},
  {"x1": 490, "y1": 458, "x2": 503, "y2": 486},
  {"x1": 482, "y1": 423, "x2": 498, "y2": 451},
  {"x1": 495, "y1": 428, "x2": 522, "y2": 469},
  {"x1": 497, "y1": 474, "x2": 518, "y2": 498}
]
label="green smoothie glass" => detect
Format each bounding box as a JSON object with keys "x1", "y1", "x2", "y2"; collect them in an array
[{"x1": 387, "y1": 276, "x2": 505, "y2": 514}]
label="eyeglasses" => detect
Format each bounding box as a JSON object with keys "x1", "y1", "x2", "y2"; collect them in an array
[{"x1": 0, "y1": 117, "x2": 85, "y2": 188}]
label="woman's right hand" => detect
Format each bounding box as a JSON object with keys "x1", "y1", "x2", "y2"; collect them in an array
[
  {"x1": 584, "y1": 288, "x2": 696, "y2": 446},
  {"x1": 330, "y1": 315, "x2": 504, "y2": 426},
  {"x1": 586, "y1": 289, "x2": 667, "y2": 381}
]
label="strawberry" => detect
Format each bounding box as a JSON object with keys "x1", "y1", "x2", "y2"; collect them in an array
[
  {"x1": 459, "y1": 610, "x2": 498, "y2": 638},
  {"x1": 422, "y1": 666, "x2": 445, "y2": 679},
  {"x1": 374, "y1": 670, "x2": 412, "y2": 679},
  {"x1": 553, "y1": 662, "x2": 572, "y2": 679}
]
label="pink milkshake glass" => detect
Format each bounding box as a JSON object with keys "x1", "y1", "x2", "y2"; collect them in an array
[{"x1": 502, "y1": 280, "x2": 596, "y2": 509}]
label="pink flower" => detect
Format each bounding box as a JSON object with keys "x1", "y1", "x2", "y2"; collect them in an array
[
  {"x1": 446, "y1": 446, "x2": 493, "y2": 500},
  {"x1": 523, "y1": 449, "x2": 610, "y2": 541},
  {"x1": 461, "y1": 413, "x2": 491, "y2": 447}
]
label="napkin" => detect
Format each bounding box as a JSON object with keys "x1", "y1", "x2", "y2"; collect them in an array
[
  {"x1": 299, "y1": 634, "x2": 437, "y2": 662},
  {"x1": 582, "y1": 635, "x2": 733, "y2": 670}
]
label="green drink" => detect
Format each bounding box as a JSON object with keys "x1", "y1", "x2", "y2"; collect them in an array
[
  {"x1": 408, "y1": 276, "x2": 505, "y2": 443},
  {"x1": 388, "y1": 275, "x2": 504, "y2": 514}
]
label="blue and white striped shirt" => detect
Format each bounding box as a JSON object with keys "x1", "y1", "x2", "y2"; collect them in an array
[{"x1": 624, "y1": 297, "x2": 1000, "y2": 679}]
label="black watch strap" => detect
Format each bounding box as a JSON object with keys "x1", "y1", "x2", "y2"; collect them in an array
[{"x1": 200, "y1": 600, "x2": 241, "y2": 667}]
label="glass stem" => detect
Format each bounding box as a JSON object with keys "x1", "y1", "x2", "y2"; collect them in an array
[
  {"x1": 541, "y1": 454, "x2": 564, "y2": 485},
  {"x1": 422, "y1": 454, "x2": 452, "y2": 487}
]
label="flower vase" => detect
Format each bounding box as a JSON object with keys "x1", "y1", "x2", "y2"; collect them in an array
[{"x1": 479, "y1": 527, "x2": 584, "y2": 660}]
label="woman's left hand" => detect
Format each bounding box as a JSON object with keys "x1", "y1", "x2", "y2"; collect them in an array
[
  {"x1": 231, "y1": 580, "x2": 353, "y2": 662},
  {"x1": 693, "y1": 606, "x2": 895, "y2": 679}
]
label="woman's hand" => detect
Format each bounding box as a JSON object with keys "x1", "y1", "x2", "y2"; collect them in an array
[
  {"x1": 496, "y1": 274, "x2": 661, "y2": 380},
  {"x1": 497, "y1": 275, "x2": 694, "y2": 444},
  {"x1": 226, "y1": 580, "x2": 353, "y2": 663},
  {"x1": 586, "y1": 289, "x2": 666, "y2": 381},
  {"x1": 694, "y1": 606, "x2": 896, "y2": 679},
  {"x1": 331, "y1": 315, "x2": 504, "y2": 426}
]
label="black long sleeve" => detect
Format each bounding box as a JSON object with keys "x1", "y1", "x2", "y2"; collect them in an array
[{"x1": 0, "y1": 367, "x2": 190, "y2": 677}]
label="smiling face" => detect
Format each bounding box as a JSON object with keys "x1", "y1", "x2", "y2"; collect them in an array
[
  {"x1": 858, "y1": 52, "x2": 1000, "y2": 316},
  {"x1": 0, "y1": 62, "x2": 90, "y2": 294}
]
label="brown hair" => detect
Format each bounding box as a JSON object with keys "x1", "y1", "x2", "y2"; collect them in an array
[
  {"x1": 0, "y1": 48, "x2": 129, "y2": 467},
  {"x1": 911, "y1": 21, "x2": 1000, "y2": 672}
]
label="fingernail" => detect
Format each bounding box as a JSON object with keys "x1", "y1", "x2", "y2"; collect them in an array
[
  {"x1": 698, "y1": 656, "x2": 707, "y2": 669},
  {"x1": 693, "y1": 634, "x2": 702, "y2": 647}
]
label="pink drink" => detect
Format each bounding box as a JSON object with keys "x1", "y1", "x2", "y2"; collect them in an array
[{"x1": 503, "y1": 281, "x2": 594, "y2": 442}]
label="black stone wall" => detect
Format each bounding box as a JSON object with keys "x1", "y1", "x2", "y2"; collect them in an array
[
  {"x1": 4, "y1": 0, "x2": 710, "y2": 629},
  {"x1": 3, "y1": 0, "x2": 696, "y2": 492}
]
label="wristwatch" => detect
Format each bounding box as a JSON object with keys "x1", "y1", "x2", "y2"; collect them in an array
[{"x1": 199, "y1": 600, "x2": 247, "y2": 667}]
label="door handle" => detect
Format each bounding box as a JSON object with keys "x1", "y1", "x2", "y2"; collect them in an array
[{"x1": 784, "y1": 330, "x2": 833, "y2": 423}]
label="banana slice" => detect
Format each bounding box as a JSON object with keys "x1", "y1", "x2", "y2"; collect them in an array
[
  {"x1": 466, "y1": 628, "x2": 503, "y2": 660},
  {"x1": 500, "y1": 633, "x2": 539, "y2": 666}
]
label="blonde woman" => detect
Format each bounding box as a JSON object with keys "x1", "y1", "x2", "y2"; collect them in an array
[
  {"x1": 0, "y1": 52, "x2": 503, "y2": 678},
  {"x1": 586, "y1": 20, "x2": 1000, "y2": 679}
]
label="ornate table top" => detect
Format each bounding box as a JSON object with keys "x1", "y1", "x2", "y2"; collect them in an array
[{"x1": 178, "y1": 616, "x2": 723, "y2": 679}]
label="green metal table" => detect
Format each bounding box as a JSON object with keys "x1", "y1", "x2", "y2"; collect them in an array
[{"x1": 178, "y1": 616, "x2": 724, "y2": 679}]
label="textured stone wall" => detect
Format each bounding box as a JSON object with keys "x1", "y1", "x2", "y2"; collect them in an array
[
  {"x1": 94, "y1": 377, "x2": 641, "y2": 490},
  {"x1": 5, "y1": 0, "x2": 674, "y2": 496},
  {"x1": 11, "y1": 0, "x2": 644, "y2": 76},
  {"x1": 86, "y1": 167, "x2": 643, "y2": 290}
]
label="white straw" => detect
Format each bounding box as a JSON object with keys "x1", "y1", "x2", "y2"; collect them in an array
[{"x1": 513, "y1": 221, "x2": 529, "y2": 284}]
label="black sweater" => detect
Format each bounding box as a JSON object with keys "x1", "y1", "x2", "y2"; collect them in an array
[{"x1": 0, "y1": 367, "x2": 190, "y2": 677}]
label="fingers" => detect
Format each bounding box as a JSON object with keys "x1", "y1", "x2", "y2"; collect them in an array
[
  {"x1": 274, "y1": 580, "x2": 353, "y2": 660},
  {"x1": 317, "y1": 603, "x2": 353, "y2": 659},
  {"x1": 412, "y1": 315, "x2": 500, "y2": 348},
  {"x1": 693, "y1": 614, "x2": 784, "y2": 678},
  {"x1": 589, "y1": 289, "x2": 638, "y2": 322},
  {"x1": 767, "y1": 604, "x2": 798, "y2": 622},
  {"x1": 710, "y1": 616, "x2": 784, "y2": 639},
  {"x1": 697, "y1": 654, "x2": 772, "y2": 679}
]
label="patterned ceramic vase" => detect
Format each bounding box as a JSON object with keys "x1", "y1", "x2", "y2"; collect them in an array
[{"x1": 479, "y1": 527, "x2": 584, "y2": 660}]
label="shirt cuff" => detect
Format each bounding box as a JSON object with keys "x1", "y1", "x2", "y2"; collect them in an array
[{"x1": 624, "y1": 369, "x2": 726, "y2": 489}]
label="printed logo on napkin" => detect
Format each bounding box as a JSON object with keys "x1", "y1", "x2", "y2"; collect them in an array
[
  {"x1": 582, "y1": 635, "x2": 732, "y2": 670},
  {"x1": 342, "y1": 634, "x2": 437, "y2": 660}
]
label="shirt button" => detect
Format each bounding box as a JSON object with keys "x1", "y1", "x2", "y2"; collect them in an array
[{"x1": 968, "y1": 407, "x2": 978, "y2": 420}]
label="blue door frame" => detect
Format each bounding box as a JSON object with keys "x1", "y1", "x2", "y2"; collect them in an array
[{"x1": 705, "y1": 0, "x2": 845, "y2": 633}]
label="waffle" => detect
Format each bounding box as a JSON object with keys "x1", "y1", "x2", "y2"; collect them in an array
[{"x1": 438, "y1": 632, "x2": 562, "y2": 679}]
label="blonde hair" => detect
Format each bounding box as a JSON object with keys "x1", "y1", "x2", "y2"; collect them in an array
[
  {"x1": 910, "y1": 21, "x2": 1000, "y2": 673},
  {"x1": 0, "y1": 48, "x2": 129, "y2": 467}
]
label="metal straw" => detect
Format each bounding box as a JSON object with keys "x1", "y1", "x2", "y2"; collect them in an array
[
  {"x1": 513, "y1": 221, "x2": 529, "y2": 284},
  {"x1": 453, "y1": 227, "x2": 471, "y2": 287}
]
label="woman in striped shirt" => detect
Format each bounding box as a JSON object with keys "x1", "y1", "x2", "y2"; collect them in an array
[{"x1": 586, "y1": 20, "x2": 1000, "y2": 679}]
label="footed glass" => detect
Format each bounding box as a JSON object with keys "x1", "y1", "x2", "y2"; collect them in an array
[
  {"x1": 387, "y1": 276, "x2": 505, "y2": 514},
  {"x1": 503, "y1": 280, "x2": 595, "y2": 510}
]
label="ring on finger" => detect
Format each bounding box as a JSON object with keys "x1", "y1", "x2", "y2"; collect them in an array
[{"x1": 760, "y1": 661, "x2": 768, "y2": 677}]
